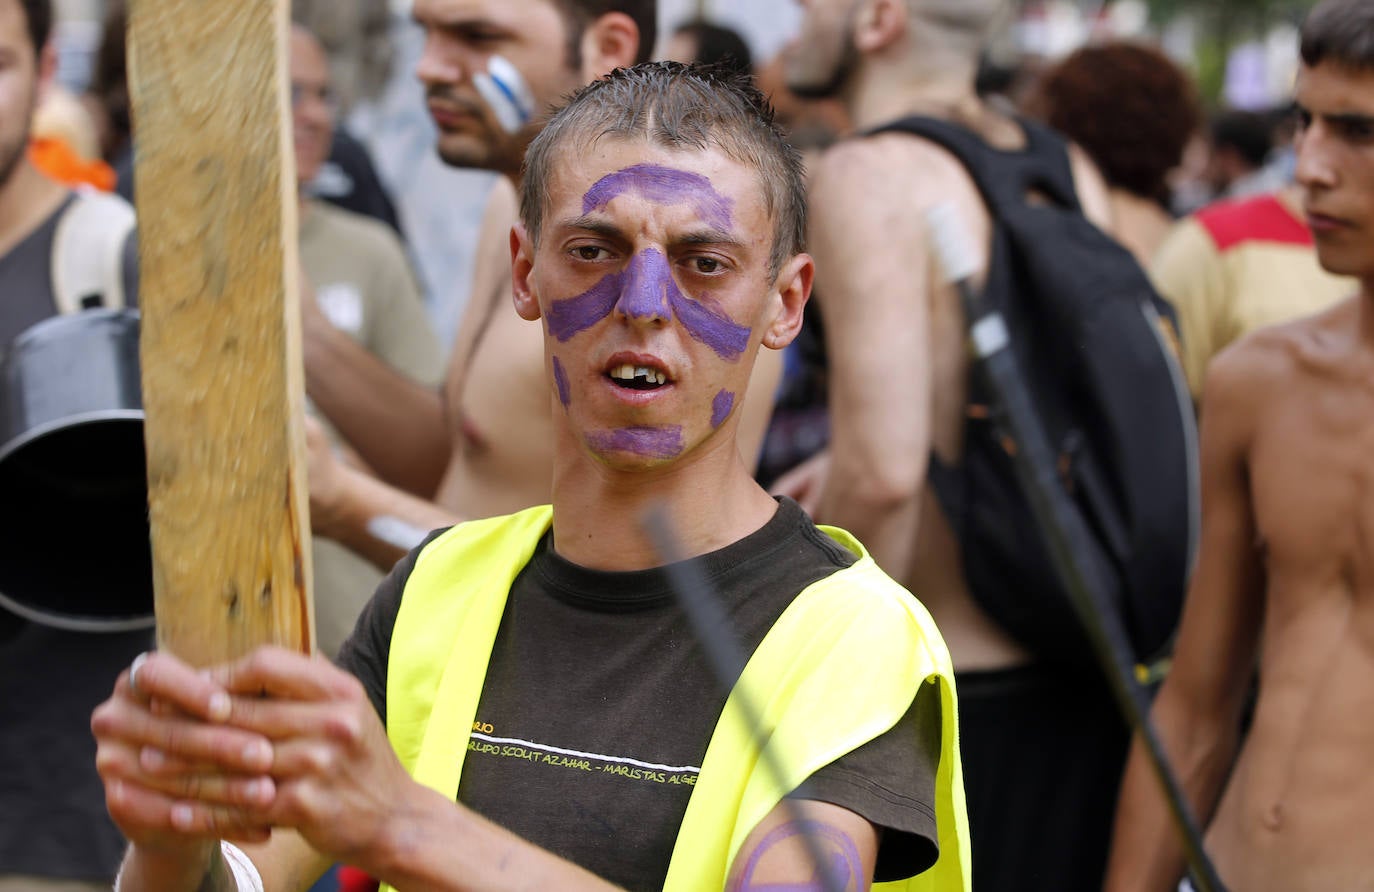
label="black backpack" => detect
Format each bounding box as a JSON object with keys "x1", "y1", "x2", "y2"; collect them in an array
[{"x1": 869, "y1": 115, "x2": 1199, "y2": 668}]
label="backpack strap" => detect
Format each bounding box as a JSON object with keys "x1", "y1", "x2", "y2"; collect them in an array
[
  {"x1": 866, "y1": 115, "x2": 1081, "y2": 216},
  {"x1": 51, "y1": 189, "x2": 135, "y2": 315}
]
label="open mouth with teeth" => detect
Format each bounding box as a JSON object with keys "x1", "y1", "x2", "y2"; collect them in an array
[{"x1": 608, "y1": 363, "x2": 670, "y2": 391}]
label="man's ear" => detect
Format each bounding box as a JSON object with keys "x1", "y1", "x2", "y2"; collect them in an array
[
  {"x1": 853, "y1": 0, "x2": 908, "y2": 54},
  {"x1": 511, "y1": 222, "x2": 543, "y2": 321},
  {"x1": 761, "y1": 253, "x2": 814, "y2": 350},
  {"x1": 578, "y1": 12, "x2": 640, "y2": 81},
  {"x1": 35, "y1": 41, "x2": 57, "y2": 104}
]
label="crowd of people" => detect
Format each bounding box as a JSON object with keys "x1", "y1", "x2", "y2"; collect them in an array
[{"x1": 2, "y1": 0, "x2": 1374, "y2": 889}]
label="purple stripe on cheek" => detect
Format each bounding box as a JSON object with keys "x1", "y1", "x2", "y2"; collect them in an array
[
  {"x1": 546, "y1": 271, "x2": 623, "y2": 342},
  {"x1": 582, "y1": 164, "x2": 734, "y2": 231},
  {"x1": 669, "y1": 291, "x2": 752, "y2": 361},
  {"x1": 552, "y1": 356, "x2": 571, "y2": 408},
  {"x1": 585, "y1": 426, "x2": 684, "y2": 459},
  {"x1": 616, "y1": 248, "x2": 672, "y2": 320},
  {"x1": 712, "y1": 390, "x2": 735, "y2": 428}
]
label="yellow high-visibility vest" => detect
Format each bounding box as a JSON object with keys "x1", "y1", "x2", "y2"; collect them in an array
[{"x1": 383, "y1": 505, "x2": 970, "y2": 891}]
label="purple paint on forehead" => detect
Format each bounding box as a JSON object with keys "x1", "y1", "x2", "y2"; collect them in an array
[
  {"x1": 669, "y1": 290, "x2": 751, "y2": 361},
  {"x1": 547, "y1": 270, "x2": 622, "y2": 342},
  {"x1": 586, "y1": 426, "x2": 684, "y2": 460},
  {"x1": 552, "y1": 356, "x2": 571, "y2": 408},
  {"x1": 582, "y1": 164, "x2": 735, "y2": 232},
  {"x1": 617, "y1": 248, "x2": 672, "y2": 320},
  {"x1": 711, "y1": 390, "x2": 735, "y2": 428}
]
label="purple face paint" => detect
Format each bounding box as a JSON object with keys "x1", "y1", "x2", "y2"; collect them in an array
[
  {"x1": 547, "y1": 271, "x2": 623, "y2": 342},
  {"x1": 586, "y1": 426, "x2": 683, "y2": 460},
  {"x1": 582, "y1": 164, "x2": 734, "y2": 232},
  {"x1": 552, "y1": 356, "x2": 571, "y2": 408},
  {"x1": 617, "y1": 248, "x2": 672, "y2": 320},
  {"x1": 669, "y1": 290, "x2": 751, "y2": 361},
  {"x1": 711, "y1": 390, "x2": 735, "y2": 428}
]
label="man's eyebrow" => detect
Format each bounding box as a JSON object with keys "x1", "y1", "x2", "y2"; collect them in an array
[
  {"x1": 556, "y1": 216, "x2": 627, "y2": 240},
  {"x1": 676, "y1": 228, "x2": 748, "y2": 251},
  {"x1": 1327, "y1": 111, "x2": 1374, "y2": 128}
]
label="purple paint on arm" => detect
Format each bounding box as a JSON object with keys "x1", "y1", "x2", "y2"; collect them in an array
[
  {"x1": 552, "y1": 356, "x2": 571, "y2": 408},
  {"x1": 585, "y1": 426, "x2": 684, "y2": 459},
  {"x1": 547, "y1": 271, "x2": 623, "y2": 342},
  {"x1": 669, "y1": 290, "x2": 752, "y2": 361},
  {"x1": 582, "y1": 164, "x2": 735, "y2": 231},
  {"x1": 732, "y1": 822, "x2": 864, "y2": 892},
  {"x1": 712, "y1": 390, "x2": 735, "y2": 428},
  {"x1": 617, "y1": 248, "x2": 672, "y2": 320}
]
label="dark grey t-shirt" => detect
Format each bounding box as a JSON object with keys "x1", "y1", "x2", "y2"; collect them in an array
[
  {"x1": 339, "y1": 498, "x2": 941, "y2": 890},
  {"x1": 0, "y1": 195, "x2": 139, "y2": 363}
]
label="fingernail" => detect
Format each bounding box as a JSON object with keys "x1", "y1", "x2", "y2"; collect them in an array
[
  {"x1": 208, "y1": 692, "x2": 231, "y2": 722},
  {"x1": 171, "y1": 803, "x2": 194, "y2": 829},
  {"x1": 140, "y1": 747, "x2": 166, "y2": 770},
  {"x1": 243, "y1": 740, "x2": 272, "y2": 770}
]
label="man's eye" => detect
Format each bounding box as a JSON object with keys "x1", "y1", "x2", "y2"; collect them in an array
[
  {"x1": 692, "y1": 257, "x2": 722, "y2": 273},
  {"x1": 574, "y1": 246, "x2": 606, "y2": 261}
]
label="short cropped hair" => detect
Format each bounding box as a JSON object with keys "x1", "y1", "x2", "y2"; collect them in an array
[
  {"x1": 553, "y1": 0, "x2": 657, "y2": 68},
  {"x1": 19, "y1": 0, "x2": 52, "y2": 58},
  {"x1": 521, "y1": 61, "x2": 806, "y2": 277},
  {"x1": 1211, "y1": 110, "x2": 1273, "y2": 169},
  {"x1": 1301, "y1": 0, "x2": 1374, "y2": 72},
  {"x1": 1031, "y1": 42, "x2": 1200, "y2": 205}
]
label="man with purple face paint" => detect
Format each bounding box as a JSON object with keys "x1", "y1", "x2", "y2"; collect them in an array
[
  {"x1": 302, "y1": 0, "x2": 788, "y2": 578},
  {"x1": 90, "y1": 64, "x2": 969, "y2": 892}
]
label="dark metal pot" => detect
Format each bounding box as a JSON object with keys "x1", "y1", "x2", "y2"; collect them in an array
[{"x1": 0, "y1": 308, "x2": 154, "y2": 631}]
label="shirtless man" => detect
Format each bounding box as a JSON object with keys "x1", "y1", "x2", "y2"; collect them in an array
[
  {"x1": 303, "y1": 0, "x2": 786, "y2": 571},
  {"x1": 779, "y1": 1, "x2": 1118, "y2": 888},
  {"x1": 90, "y1": 62, "x2": 967, "y2": 892},
  {"x1": 1106, "y1": 3, "x2": 1374, "y2": 888}
]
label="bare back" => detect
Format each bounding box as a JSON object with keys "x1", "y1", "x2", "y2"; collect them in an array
[
  {"x1": 813, "y1": 110, "x2": 1112, "y2": 670},
  {"x1": 1202, "y1": 298, "x2": 1374, "y2": 889}
]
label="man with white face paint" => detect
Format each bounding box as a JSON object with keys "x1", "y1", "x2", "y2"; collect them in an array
[
  {"x1": 301, "y1": 0, "x2": 788, "y2": 573},
  {"x1": 91, "y1": 63, "x2": 969, "y2": 892},
  {"x1": 778, "y1": 1, "x2": 1124, "y2": 890}
]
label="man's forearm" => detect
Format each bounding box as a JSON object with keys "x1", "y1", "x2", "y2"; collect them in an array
[
  {"x1": 116, "y1": 840, "x2": 226, "y2": 892},
  {"x1": 315, "y1": 464, "x2": 461, "y2": 571},
  {"x1": 303, "y1": 324, "x2": 450, "y2": 497}
]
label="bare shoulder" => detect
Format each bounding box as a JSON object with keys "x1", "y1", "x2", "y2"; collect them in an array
[
  {"x1": 1206, "y1": 299, "x2": 1357, "y2": 409},
  {"x1": 809, "y1": 133, "x2": 973, "y2": 214},
  {"x1": 1065, "y1": 143, "x2": 1113, "y2": 230}
]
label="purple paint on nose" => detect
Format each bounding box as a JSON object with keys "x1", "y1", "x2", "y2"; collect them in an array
[
  {"x1": 547, "y1": 271, "x2": 622, "y2": 342},
  {"x1": 582, "y1": 164, "x2": 734, "y2": 231},
  {"x1": 586, "y1": 426, "x2": 684, "y2": 459},
  {"x1": 669, "y1": 291, "x2": 751, "y2": 361},
  {"x1": 711, "y1": 390, "x2": 735, "y2": 428},
  {"x1": 552, "y1": 356, "x2": 571, "y2": 408},
  {"x1": 617, "y1": 248, "x2": 672, "y2": 320}
]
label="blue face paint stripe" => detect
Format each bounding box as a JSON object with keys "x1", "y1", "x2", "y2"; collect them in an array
[
  {"x1": 552, "y1": 356, "x2": 571, "y2": 408},
  {"x1": 711, "y1": 390, "x2": 735, "y2": 428},
  {"x1": 581, "y1": 164, "x2": 735, "y2": 232},
  {"x1": 586, "y1": 426, "x2": 684, "y2": 459},
  {"x1": 669, "y1": 291, "x2": 751, "y2": 361},
  {"x1": 546, "y1": 271, "x2": 623, "y2": 342}
]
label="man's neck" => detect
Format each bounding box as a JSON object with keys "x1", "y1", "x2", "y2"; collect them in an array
[
  {"x1": 548, "y1": 430, "x2": 779, "y2": 572},
  {"x1": 845, "y1": 61, "x2": 981, "y2": 132},
  {"x1": 0, "y1": 160, "x2": 68, "y2": 260}
]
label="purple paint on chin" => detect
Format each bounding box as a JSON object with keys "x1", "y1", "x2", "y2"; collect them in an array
[
  {"x1": 552, "y1": 356, "x2": 571, "y2": 408},
  {"x1": 547, "y1": 270, "x2": 622, "y2": 342},
  {"x1": 711, "y1": 390, "x2": 735, "y2": 428},
  {"x1": 586, "y1": 426, "x2": 683, "y2": 459},
  {"x1": 670, "y1": 291, "x2": 751, "y2": 360},
  {"x1": 582, "y1": 164, "x2": 734, "y2": 231}
]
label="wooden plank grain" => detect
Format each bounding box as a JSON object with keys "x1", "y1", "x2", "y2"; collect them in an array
[{"x1": 128, "y1": 0, "x2": 314, "y2": 664}]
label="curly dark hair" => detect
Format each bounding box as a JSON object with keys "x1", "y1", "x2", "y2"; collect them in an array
[{"x1": 1029, "y1": 42, "x2": 1200, "y2": 206}]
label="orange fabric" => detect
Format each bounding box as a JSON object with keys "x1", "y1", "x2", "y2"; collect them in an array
[{"x1": 27, "y1": 137, "x2": 116, "y2": 192}]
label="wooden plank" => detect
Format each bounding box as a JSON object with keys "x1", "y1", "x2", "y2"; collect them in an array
[{"x1": 127, "y1": 0, "x2": 314, "y2": 664}]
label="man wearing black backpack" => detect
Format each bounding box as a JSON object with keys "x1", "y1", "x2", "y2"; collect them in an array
[{"x1": 776, "y1": 1, "x2": 1174, "y2": 890}]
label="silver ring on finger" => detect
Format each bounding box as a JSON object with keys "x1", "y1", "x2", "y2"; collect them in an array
[{"x1": 129, "y1": 651, "x2": 151, "y2": 700}]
